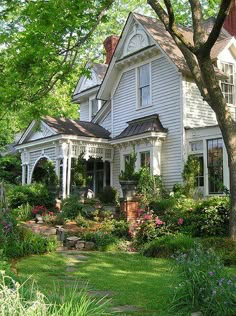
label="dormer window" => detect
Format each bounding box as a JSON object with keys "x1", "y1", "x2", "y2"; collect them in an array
[
  {"x1": 138, "y1": 63, "x2": 151, "y2": 108},
  {"x1": 220, "y1": 62, "x2": 235, "y2": 105}
]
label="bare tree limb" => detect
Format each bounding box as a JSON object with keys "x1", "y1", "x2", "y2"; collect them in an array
[
  {"x1": 203, "y1": 0, "x2": 232, "y2": 54},
  {"x1": 188, "y1": 0, "x2": 206, "y2": 48},
  {"x1": 147, "y1": 0, "x2": 195, "y2": 51}
]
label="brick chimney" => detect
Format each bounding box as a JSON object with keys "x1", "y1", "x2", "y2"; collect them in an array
[
  {"x1": 224, "y1": 0, "x2": 236, "y2": 36},
  {"x1": 103, "y1": 35, "x2": 119, "y2": 64}
]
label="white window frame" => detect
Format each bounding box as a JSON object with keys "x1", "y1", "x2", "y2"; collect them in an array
[
  {"x1": 136, "y1": 62, "x2": 152, "y2": 109},
  {"x1": 140, "y1": 151, "x2": 151, "y2": 169},
  {"x1": 89, "y1": 96, "x2": 102, "y2": 121},
  {"x1": 220, "y1": 62, "x2": 235, "y2": 105}
]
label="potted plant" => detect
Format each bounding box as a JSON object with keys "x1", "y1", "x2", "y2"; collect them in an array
[
  {"x1": 71, "y1": 154, "x2": 91, "y2": 200},
  {"x1": 119, "y1": 149, "x2": 139, "y2": 199}
]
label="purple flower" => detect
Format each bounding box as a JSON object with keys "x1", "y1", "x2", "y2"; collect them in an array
[{"x1": 209, "y1": 271, "x2": 214, "y2": 276}]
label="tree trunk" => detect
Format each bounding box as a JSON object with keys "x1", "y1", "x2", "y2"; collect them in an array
[
  {"x1": 229, "y1": 159, "x2": 236, "y2": 239},
  {"x1": 197, "y1": 55, "x2": 236, "y2": 240}
]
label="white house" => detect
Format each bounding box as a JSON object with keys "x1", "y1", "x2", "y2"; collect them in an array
[{"x1": 16, "y1": 6, "x2": 236, "y2": 199}]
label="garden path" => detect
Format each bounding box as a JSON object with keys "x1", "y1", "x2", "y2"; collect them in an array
[{"x1": 56, "y1": 248, "x2": 144, "y2": 314}]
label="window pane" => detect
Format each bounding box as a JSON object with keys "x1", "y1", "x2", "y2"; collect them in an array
[
  {"x1": 91, "y1": 99, "x2": 98, "y2": 118},
  {"x1": 140, "y1": 86, "x2": 150, "y2": 107},
  {"x1": 140, "y1": 151, "x2": 150, "y2": 169},
  {"x1": 221, "y1": 62, "x2": 234, "y2": 104},
  {"x1": 139, "y1": 64, "x2": 150, "y2": 87},
  {"x1": 207, "y1": 138, "x2": 223, "y2": 194}
]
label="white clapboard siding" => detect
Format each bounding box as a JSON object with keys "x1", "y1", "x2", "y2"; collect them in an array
[
  {"x1": 29, "y1": 147, "x2": 56, "y2": 177},
  {"x1": 100, "y1": 111, "x2": 111, "y2": 132},
  {"x1": 112, "y1": 56, "x2": 183, "y2": 188},
  {"x1": 79, "y1": 101, "x2": 89, "y2": 121},
  {"x1": 184, "y1": 80, "x2": 217, "y2": 127}
]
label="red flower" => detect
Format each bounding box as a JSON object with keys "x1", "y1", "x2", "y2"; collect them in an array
[{"x1": 178, "y1": 218, "x2": 184, "y2": 225}]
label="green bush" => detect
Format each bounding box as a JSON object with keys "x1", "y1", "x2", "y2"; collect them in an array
[
  {"x1": 75, "y1": 214, "x2": 89, "y2": 228},
  {"x1": 149, "y1": 196, "x2": 229, "y2": 238},
  {"x1": 141, "y1": 234, "x2": 195, "y2": 258},
  {"x1": 195, "y1": 196, "x2": 229, "y2": 236},
  {"x1": 201, "y1": 237, "x2": 236, "y2": 266},
  {"x1": 98, "y1": 186, "x2": 117, "y2": 204},
  {"x1": 171, "y1": 244, "x2": 236, "y2": 316},
  {"x1": 0, "y1": 154, "x2": 21, "y2": 184},
  {"x1": 82, "y1": 230, "x2": 118, "y2": 251},
  {"x1": 2, "y1": 226, "x2": 57, "y2": 258},
  {"x1": 61, "y1": 196, "x2": 84, "y2": 220},
  {"x1": 7, "y1": 183, "x2": 54, "y2": 209},
  {"x1": 111, "y1": 220, "x2": 130, "y2": 239},
  {"x1": 13, "y1": 203, "x2": 33, "y2": 222}
]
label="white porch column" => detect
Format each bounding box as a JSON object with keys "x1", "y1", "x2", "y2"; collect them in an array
[
  {"x1": 27, "y1": 164, "x2": 31, "y2": 184},
  {"x1": 152, "y1": 139, "x2": 162, "y2": 175},
  {"x1": 110, "y1": 161, "x2": 113, "y2": 187},
  {"x1": 62, "y1": 157, "x2": 68, "y2": 199},
  {"x1": 22, "y1": 165, "x2": 26, "y2": 185},
  {"x1": 67, "y1": 142, "x2": 72, "y2": 197}
]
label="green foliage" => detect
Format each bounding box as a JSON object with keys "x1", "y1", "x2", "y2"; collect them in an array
[
  {"x1": 171, "y1": 244, "x2": 236, "y2": 316},
  {"x1": 71, "y1": 154, "x2": 91, "y2": 187},
  {"x1": 201, "y1": 237, "x2": 236, "y2": 266},
  {"x1": 0, "y1": 154, "x2": 21, "y2": 184},
  {"x1": 32, "y1": 159, "x2": 58, "y2": 186},
  {"x1": 82, "y1": 230, "x2": 118, "y2": 251},
  {"x1": 61, "y1": 196, "x2": 84, "y2": 220},
  {"x1": 2, "y1": 226, "x2": 57, "y2": 258},
  {"x1": 75, "y1": 214, "x2": 89, "y2": 228},
  {"x1": 182, "y1": 155, "x2": 201, "y2": 197},
  {"x1": 7, "y1": 183, "x2": 54, "y2": 209},
  {"x1": 111, "y1": 220, "x2": 130, "y2": 239},
  {"x1": 0, "y1": 273, "x2": 109, "y2": 316},
  {"x1": 98, "y1": 186, "x2": 117, "y2": 204},
  {"x1": 149, "y1": 196, "x2": 229, "y2": 238},
  {"x1": 141, "y1": 234, "x2": 195, "y2": 258},
  {"x1": 119, "y1": 149, "x2": 139, "y2": 181},
  {"x1": 195, "y1": 197, "x2": 229, "y2": 236},
  {"x1": 13, "y1": 203, "x2": 33, "y2": 222},
  {"x1": 137, "y1": 167, "x2": 163, "y2": 205}
]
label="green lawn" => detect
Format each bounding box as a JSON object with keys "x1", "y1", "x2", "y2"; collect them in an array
[
  {"x1": 15, "y1": 251, "x2": 236, "y2": 315},
  {"x1": 16, "y1": 252, "x2": 177, "y2": 315}
]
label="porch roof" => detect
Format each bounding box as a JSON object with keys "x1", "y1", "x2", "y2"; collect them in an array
[
  {"x1": 42, "y1": 117, "x2": 111, "y2": 139},
  {"x1": 114, "y1": 114, "x2": 167, "y2": 140}
]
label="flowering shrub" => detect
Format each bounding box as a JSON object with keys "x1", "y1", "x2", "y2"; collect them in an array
[
  {"x1": 171, "y1": 244, "x2": 236, "y2": 315},
  {"x1": 42, "y1": 211, "x2": 55, "y2": 224},
  {"x1": 32, "y1": 205, "x2": 48, "y2": 216},
  {"x1": 134, "y1": 210, "x2": 164, "y2": 244}
]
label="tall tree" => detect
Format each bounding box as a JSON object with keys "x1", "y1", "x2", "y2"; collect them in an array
[
  {"x1": 147, "y1": 0, "x2": 236, "y2": 239},
  {"x1": 0, "y1": 0, "x2": 148, "y2": 149}
]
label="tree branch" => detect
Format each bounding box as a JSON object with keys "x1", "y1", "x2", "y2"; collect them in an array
[
  {"x1": 147, "y1": 0, "x2": 195, "y2": 52},
  {"x1": 188, "y1": 0, "x2": 206, "y2": 48},
  {"x1": 203, "y1": 0, "x2": 232, "y2": 54}
]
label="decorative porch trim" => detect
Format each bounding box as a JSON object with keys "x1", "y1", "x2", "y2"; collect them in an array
[{"x1": 110, "y1": 131, "x2": 167, "y2": 147}]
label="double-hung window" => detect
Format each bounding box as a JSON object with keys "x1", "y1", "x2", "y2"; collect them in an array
[
  {"x1": 220, "y1": 62, "x2": 235, "y2": 105},
  {"x1": 207, "y1": 138, "x2": 224, "y2": 194},
  {"x1": 138, "y1": 63, "x2": 151, "y2": 108}
]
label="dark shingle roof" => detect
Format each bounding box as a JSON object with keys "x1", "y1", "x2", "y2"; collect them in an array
[
  {"x1": 115, "y1": 114, "x2": 167, "y2": 139},
  {"x1": 43, "y1": 117, "x2": 110, "y2": 139}
]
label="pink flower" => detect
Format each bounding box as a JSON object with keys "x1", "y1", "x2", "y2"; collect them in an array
[
  {"x1": 178, "y1": 218, "x2": 184, "y2": 225},
  {"x1": 137, "y1": 209, "x2": 144, "y2": 217},
  {"x1": 155, "y1": 217, "x2": 164, "y2": 225},
  {"x1": 144, "y1": 214, "x2": 152, "y2": 220}
]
